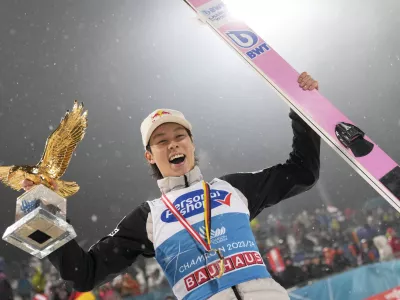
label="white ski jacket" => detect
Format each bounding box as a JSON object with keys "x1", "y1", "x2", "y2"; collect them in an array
[{"x1": 48, "y1": 110, "x2": 320, "y2": 300}]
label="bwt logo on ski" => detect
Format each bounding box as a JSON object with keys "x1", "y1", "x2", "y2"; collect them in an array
[
  {"x1": 226, "y1": 30, "x2": 270, "y2": 60},
  {"x1": 201, "y1": 2, "x2": 225, "y2": 16},
  {"x1": 161, "y1": 189, "x2": 232, "y2": 223},
  {"x1": 201, "y1": 2, "x2": 227, "y2": 23},
  {"x1": 226, "y1": 30, "x2": 258, "y2": 48}
]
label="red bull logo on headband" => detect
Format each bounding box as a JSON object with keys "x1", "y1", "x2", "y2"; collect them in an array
[{"x1": 151, "y1": 110, "x2": 171, "y2": 122}]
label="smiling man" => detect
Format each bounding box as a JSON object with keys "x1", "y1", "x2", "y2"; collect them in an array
[
  {"x1": 22, "y1": 72, "x2": 320, "y2": 300},
  {"x1": 142, "y1": 111, "x2": 196, "y2": 179}
]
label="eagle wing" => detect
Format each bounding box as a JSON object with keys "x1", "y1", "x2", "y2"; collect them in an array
[
  {"x1": 0, "y1": 166, "x2": 27, "y2": 191},
  {"x1": 37, "y1": 101, "x2": 88, "y2": 179},
  {"x1": 56, "y1": 180, "x2": 80, "y2": 198}
]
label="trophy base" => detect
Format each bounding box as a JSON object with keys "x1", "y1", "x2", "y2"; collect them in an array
[{"x1": 2, "y1": 206, "x2": 76, "y2": 259}]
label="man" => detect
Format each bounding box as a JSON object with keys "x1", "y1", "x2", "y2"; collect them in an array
[
  {"x1": 21, "y1": 72, "x2": 320, "y2": 299},
  {"x1": 279, "y1": 257, "x2": 306, "y2": 289}
]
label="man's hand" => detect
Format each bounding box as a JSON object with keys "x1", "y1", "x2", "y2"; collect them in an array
[
  {"x1": 21, "y1": 178, "x2": 58, "y2": 192},
  {"x1": 298, "y1": 72, "x2": 319, "y2": 91},
  {"x1": 21, "y1": 179, "x2": 36, "y2": 191}
]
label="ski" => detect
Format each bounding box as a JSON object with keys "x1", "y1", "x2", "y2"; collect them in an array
[{"x1": 183, "y1": 0, "x2": 400, "y2": 211}]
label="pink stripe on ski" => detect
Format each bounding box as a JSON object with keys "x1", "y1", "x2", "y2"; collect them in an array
[
  {"x1": 217, "y1": 22, "x2": 397, "y2": 180},
  {"x1": 187, "y1": 0, "x2": 211, "y2": 6},
  {"x1": 186, "y1": 0, "x2": 398, "y2": 181}
]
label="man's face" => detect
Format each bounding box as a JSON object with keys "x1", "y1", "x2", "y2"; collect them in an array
[{"x1": 145, "y1": 122, "x2": 195, "y2": 178}]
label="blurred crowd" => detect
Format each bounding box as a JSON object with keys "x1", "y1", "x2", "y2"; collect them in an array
[
  {"x1": 0, "y1": 255, "x2": 174, "y2": 300},
  {"x1": 1, "y1": 202, "x2": 400, "y2": 300},
  {"x1": 253, "y1": 204, "x2": 400, "y2": 289}
]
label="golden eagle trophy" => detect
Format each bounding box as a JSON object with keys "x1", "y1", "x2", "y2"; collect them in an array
[{"x1": 1, "y1": 100, "x2": 87, "y2": 259}]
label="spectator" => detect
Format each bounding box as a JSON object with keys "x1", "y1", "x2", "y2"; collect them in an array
[
  {"x1": 309, "y1": 256, "x2": 333, "y2": 280},
  {"x1": 280, "y1": 258, "x2": 306, "y2": 288},
  {"x1": 332, "y1": 247, "x2": 352, "y2": 273},
  {"x1": 300, "y1": 258, "x2": 313, "y2": 282},
  {"x1": 373, "y1": 235, "x2": 394, "y2": 261},
  {"x1": 49, "y1": 282, "x2": 70, "y2": 300},
  {"x1": 17, "y1": 270, "x2": 32, "y2": 300},
  {"x1": 0, "y1": 257, "x2": 13, "y2": 300},
  {"x1": 360, "y1": 239, "x2": 379, "y2": 265},
  {"x1": 386, "y1": 228, "x2": 400, "y2": 257}
]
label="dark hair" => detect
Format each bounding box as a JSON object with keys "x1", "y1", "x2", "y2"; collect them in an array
[{"x1": 146, "y1": 128, "x2": 197, "y2": 180}]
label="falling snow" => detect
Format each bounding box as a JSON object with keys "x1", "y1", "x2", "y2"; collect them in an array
[{"x1": 0, "y1": 2, "x2": 399, "y2": 296}]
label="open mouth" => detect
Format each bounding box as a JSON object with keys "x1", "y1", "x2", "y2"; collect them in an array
[{"x1": 169, "y1": 154, "x2": 186, "y2": 165}]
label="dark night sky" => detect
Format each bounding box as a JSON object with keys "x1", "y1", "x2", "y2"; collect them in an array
[{"x1": 1, "y1": 0, "x2": 399, "y2": 265}]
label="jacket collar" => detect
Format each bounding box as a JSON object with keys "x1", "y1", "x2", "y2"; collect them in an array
[{"x1": 157, "y1": 166, "x2": 203, "y2": 194}]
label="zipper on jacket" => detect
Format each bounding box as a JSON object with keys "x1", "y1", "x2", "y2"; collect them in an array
[
  {"x1": 232, "y1": 285, "x2": 242, "y2": 300},
  {"x1": 184, "y1": 174, "x2": 189, "y2": 187}
]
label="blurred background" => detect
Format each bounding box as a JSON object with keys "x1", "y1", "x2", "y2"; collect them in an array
[{"x1": 0, "y1": 0, "x2": 399, "y2": 299}]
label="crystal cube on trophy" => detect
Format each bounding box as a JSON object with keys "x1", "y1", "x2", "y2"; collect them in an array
[{"x1": 2, "y1": 184, "x2": 76, "y2": 259}]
